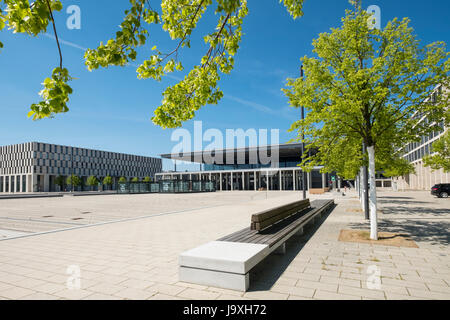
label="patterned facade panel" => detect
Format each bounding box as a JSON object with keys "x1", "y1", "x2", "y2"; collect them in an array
[{"x1": 0, "y1": 142, "x2": 162, "y2": 178}]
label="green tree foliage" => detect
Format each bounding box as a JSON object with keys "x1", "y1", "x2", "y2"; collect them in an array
[
  {"x1": 143, "y1": 176, "x2": 152, "y2": 182},
  {"x1": 423, "y1": 131, "x2": 450, "y2": 172},
  {"x1": 55, "y1": 175, "x2": 65, "y2": 189},
  {"x1": 119, "y1": 177, "x2": 127, "y2": 184},
  {"x1": 131, "y1": 177, "x2": 140, "y2": 182},
  {"x1": 103, "y1": 176, "x2": 113, "y2": 186},
  {"x1": 66, "y1": 174, "x2": 81, "y2": 187},
  {"x1": 0, "y1": 0, "x2": 73, "y2": 119},
  {"x1": 87, "y1": 175, "x2": 99, "y2": 187},
  {"x1": 284, "y1": 6, "x2": 449, "y2": 239},
  {"x1": 285, "y1": 8, "x2": 449, "y2": 176},
  {"x1": 1, "y1": 0, "x2": 305, "y2": 128}
]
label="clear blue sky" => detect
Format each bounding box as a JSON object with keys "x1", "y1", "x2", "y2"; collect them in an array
[{"x1": 1, "y1": 0, "x2": 449, "y2": 171}]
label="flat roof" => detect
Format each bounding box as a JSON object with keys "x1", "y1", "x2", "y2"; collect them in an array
[{"x1": 160, "y1": 143, "x2": 304, "y2": 164}]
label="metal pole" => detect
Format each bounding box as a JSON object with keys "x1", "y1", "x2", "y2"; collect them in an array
[
  {"x1": 71, "y1": 148, "x2": 73, "y2": 193},
  {"x1": 300, "y1": 65, "x2": 307, "y2": 200}
]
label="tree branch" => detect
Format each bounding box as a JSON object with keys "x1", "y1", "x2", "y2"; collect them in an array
[{"x1": 45, "y1": 0, "x2": 62, "y2": 69}]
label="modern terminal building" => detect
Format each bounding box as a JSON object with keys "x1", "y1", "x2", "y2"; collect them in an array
[
  {"x1": 157, "y1": 143, "x2": 333, "y2": 193},
  {"x1": 0, "y1": 142, "x2": 162, "y2": 193},
  {"x1": 392, "y1": 84, "x2": 449, "y2": 190}
]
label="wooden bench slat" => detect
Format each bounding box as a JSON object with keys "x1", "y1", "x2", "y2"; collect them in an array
[
  {"x1": 217, "y1": 200, "x2": 335, "y2": 248},
  {"x1": 251, "y1": 199, "x2": 310, "y2": 222},
  {"x1": 252, "y1": 203, "x2": 310, "y2": 231},
  {"x1": 250, "y1": 199, "x2": 310, "y2": 231}
]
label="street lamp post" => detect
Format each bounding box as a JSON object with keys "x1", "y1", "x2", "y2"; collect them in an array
[
  {"x1": 300, "y1": 65, "x2": 307, "y2": 200},
  {"x1": 70, "y1": 148, "x2": 73, "y2": 193}
]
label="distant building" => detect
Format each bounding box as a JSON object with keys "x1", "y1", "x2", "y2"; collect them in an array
[
  {"x1": 157, "y1": 143, "x2": 333, "y2": 193},
  {"x1": 0, "y1": 142, "x2": 162, "y2": 193},
  {"x1": 394, "y1": 84, "x2": 449, "y2": 190}
]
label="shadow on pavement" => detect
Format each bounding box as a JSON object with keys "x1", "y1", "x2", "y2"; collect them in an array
[
  {"x1": 381, "y1": 206, "x2": 450, "y2": 216},
  {"x1": 378, "y1": 200, "x2": 431, "y2": 205},
  {"x1": 247, "y1": 205, "x2": 336, "y2": 292},
  {"x1": 378, "y1": 196, "x2": 414, "y2": 200},
  {"x1": 348, "y1": 219, "x2": 450, "y2": 246}
]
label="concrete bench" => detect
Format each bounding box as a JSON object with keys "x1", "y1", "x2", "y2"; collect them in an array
[{"x1": 179, "y1": 199, "x2": 335, "y2": 291}]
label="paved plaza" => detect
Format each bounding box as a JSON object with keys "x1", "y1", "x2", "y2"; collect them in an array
[{"x1": 0, "y1": 190, "x2": 448, "y2": 300}]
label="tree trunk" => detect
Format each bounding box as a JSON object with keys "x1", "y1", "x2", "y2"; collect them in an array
[{"x1": 367, "y1": 145, "x2": 378, "y2": 240}]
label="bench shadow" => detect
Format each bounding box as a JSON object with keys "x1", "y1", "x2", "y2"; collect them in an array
[
  {"x1": 347, "y1": 219, "x2": 450, "y2": 246},
  {"x1": 247, "y1": 204, "x2": 337, "y2": 292}
]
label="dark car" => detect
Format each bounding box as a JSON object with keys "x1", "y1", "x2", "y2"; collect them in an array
[{"x1": 431, "y1": 184, "x2": 450, "y2": 198}]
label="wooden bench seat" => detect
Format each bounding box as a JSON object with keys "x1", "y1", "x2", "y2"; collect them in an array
[
  {"x1": 179, "y1": 198, "x2": 335, "y2": 291},
  {"x1": 250, "y1": 199, "x2": 310, "y2": 231},
  {"x1": 219, "y1": 200, "x2": 334, "y2": 248}
]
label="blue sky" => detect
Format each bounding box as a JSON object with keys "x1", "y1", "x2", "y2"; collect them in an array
[{"x1": 1, "y1": 0, "x2": 449, "y2": 171}]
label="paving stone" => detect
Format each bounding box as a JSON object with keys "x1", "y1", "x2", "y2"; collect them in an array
[
  {"x1": 270, "y1": 284, "x2": 315, "y2": 298},
  {"x1": 149, "y1": 293, "x2": 185, "y2": 300},
  {"x1": 19, "y1": 292, "x2": 58, "y2": 300},
  {"x1": 424, "y1": 284, "x2": 450, "y2": 294},
  {"x1": 0, "y1": 287, "x2": 35, "y2": 299},
  {"x1": 381, "y1": 277, "x2": 428, "y2": 290},
  {"x1": 338, "y1": 285, "x2": 386, "y2": 300},
  {"x1": 407, "y1": 288, "x2": 450, "y2": 300},
  {"x1": 215, "y1": 294, "x2": 250, "y2": 300},
  {"x1": 320, "y1": 275, "x2": 361, "y2": 288},
  {"x1": 33, "y1": 282, "x2": 67, "y2": 294},
  {"x1": 384, "y1": 292, "x2": 427, "y2": 300},
  {"x1": 54, "y1": 289, "x2": 94, "y2": 300},
  {"x1": 151, "y1": 283, "x2": 186, "y2": 296},
  {"x1": 117, "y1": 279, "x2": 155, "y2": 290},
  {"x1": 314, "y1": 290, "x2": 361, "y2": 300},
  {"x1": 114, "y1": 288, "x2": 157, "y2": 300},
  {"x1": 178, "y1": 288, "x2": 221, "y2": 300},
  {"x1": 82, "y1": 293, "x2": 122, "y2": 300},
  {"x1": 88, "y1": 283, "x2": 126, "y2": 295}
]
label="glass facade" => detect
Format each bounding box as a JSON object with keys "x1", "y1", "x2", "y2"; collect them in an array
[
  {"x1": 117, "y1": 180, "x2": 216, "y2": 194},
  {"x1": 204, "y1": 161, "x2": 301, "y2": 171}
]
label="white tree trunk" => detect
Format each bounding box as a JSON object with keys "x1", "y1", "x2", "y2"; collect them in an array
[
  {"x1": 361, "y1": 168, "x2": 367, "y2": 212},
  {"x1": 367, "y1": 146, "x2": 378, "y2": 240}
]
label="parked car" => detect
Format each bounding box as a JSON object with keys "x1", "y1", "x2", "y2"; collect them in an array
[{"x1": 431, "y1": 184, "x2": 450, "y2": 198}]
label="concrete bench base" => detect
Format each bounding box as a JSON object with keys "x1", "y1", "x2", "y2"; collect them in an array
[
  {"x1": 179, "y1": 241, "x2": 270, "y2": 291},
  {"x1": 179, "y1": 266, "x2": 250, "y2": 292}
]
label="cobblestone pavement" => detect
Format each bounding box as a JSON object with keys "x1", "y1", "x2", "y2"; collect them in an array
[
  {"x1": 0, "y1": 191, "x2": 293, "y2": 234},
  {"x1": 0, "y1": 190, "x2": 448, "y2": 300}
]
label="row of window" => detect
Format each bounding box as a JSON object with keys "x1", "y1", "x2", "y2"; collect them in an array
[
  {"x1": 32, "y1": 166, "x2": 158, "y2": 177},
  {"x1": 0, "y1": 166, "x2": 32, "y2": 175},
  {"x1": 0, "y1": 151, "x2": 33, "y2": 162},
  {"x1": 0, "y1": 142, "x2": 160, "y2": 164},
  {"x1": 0, "y1": 143, "x2": 34, "y2": 155},
  {"x1": 404, "y1": 141, "x2": 435, "y2": 163},
  {"x1": 0, "y1": 175, "x2": 27, "y2": 193},
  {"x1": 403, "y1": 126, "x2": 445, "y2": 154},
  {"x1": 34, "y1": 143, "x2": 158, "y2": 163}
]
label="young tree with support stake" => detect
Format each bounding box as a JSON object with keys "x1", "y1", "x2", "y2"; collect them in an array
[
  {"x1": 284, "y1": 5, "x2": 449, "y2": 240},
  {"x1": 103, "y1": 176, "x2": 113, "y2": 190},
  {"x1": 55, "y1": 175, "x2": 65, "y2": 191},
  {"x1": 66, "y1": 174, "x2": 81, "y2": 192},
  {"x1": 87, "y1": 175, "x2": 99, "y2": 191}
]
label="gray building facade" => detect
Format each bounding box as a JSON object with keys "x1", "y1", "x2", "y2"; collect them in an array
[
  {"x1": 0, "y1": 142, "x2": 162, "y2": 193},
  {"x1": 393, "y1": 84, "x2": 448, "y2": 190},
  {"x1": 157, "y1": 143, "x2": 333, "y2": 193}
]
